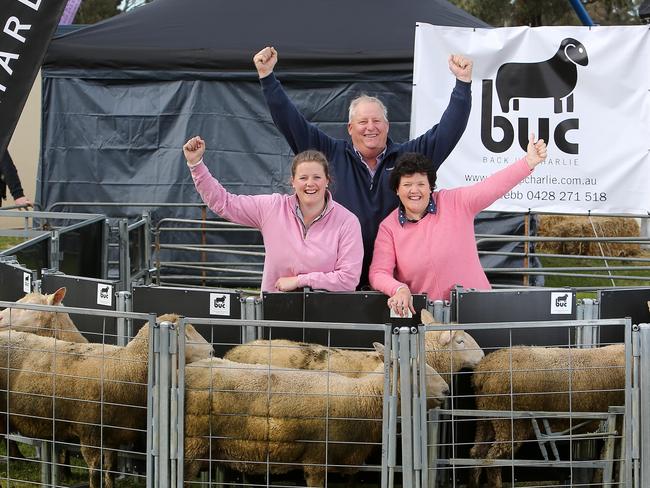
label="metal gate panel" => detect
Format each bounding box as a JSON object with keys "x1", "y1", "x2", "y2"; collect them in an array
[
  {"x1": 132, "y1": 285, "x2": 243, "y2": 357},
  {"x1": 424, "y1": 318, "x2": 633, "y2": 488},
  {"x1": 0, "y1": 298, "x2": 155, "y2": 488},
  {"x1": 454, "y1": 287, "x2": 577, "y2": 350},
  {"x1": 172, "y1": 316, "x2": 394, "y2": 488},
  {"x1": 41, "y1": 271, "x2": 119, "y2": 344},
  {"x1": 262, "y1": 290, "x2": 427, "y2": 347},
  {"x1": 599, "y1": 287, "x2": 650, "y2": 343},
  {"x1": 0, "y1": 259, "x2": 33, "y2": 302}
]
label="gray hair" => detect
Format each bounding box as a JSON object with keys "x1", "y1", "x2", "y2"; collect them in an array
[{"x1": 348, "y1": 95, "x2": 388, "y2": 123}]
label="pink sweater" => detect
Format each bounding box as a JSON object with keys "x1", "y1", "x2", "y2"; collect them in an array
[
  {"x1": 369, "y1": 158, "x2": 532, "y2": 301},
  {"x1": 190, "y1": 162, "x2": 363, "y2": 292}
]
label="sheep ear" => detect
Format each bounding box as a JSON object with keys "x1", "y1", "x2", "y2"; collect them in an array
[
  {"x1": 373, "y1": 342, "x2": 385, "y2": 359},
  {"x1": 438, "y1": 330, "x2": 452, "y2": 346},
  {"x1": 420, "y1": 309, "x2": 434, "y2": 325},
  {"x1": 49, "y1": 287, "x2": 66, "y2": 305}
]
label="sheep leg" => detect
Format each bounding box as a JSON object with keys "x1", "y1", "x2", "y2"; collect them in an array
[
  {"x1": 183, "y1": 461, "x2": 202, "y2": 485},
  {"x1": 484, "y1": 419, "x2": 530, "y2": 488},
  {"x1": 554, "y1": 97, "x2": 562, "y2": 113},
  {"x1": 57, "y1": 447, "x2": 72, "y2": 479},
  {"x1": 0, "y1": 412, "x2": 24, "y2": 460},
  {"x1": 468, "y1": 419, "x2": 495, "y2": 488},
  {"x1": 80, "y1": 445, "x2": 102, "y2": 488},
  {"x1": 183, "y1": 437, "x2": 209, "y2": 482},
  {"x1": 103, "y1": 449, "x2": 117, "y2": 488}
]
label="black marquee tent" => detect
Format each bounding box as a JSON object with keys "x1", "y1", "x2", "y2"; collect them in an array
[
  {"x1": 45, "y1": 0, "x2": 489, "y2": 73},
  {"x1": 40, "y1": 0, "x2": 539, "y2": 285}
]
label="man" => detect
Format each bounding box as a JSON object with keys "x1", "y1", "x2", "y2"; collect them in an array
[
  {"x1": 254, "y1": 46, "x2": 472, "y2": 287},
  {"x1": 0, "y1": 151, "x2": 32, "y2": 208}
]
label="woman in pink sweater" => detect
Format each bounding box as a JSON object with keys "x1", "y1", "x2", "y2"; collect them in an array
[
  {"x1": 183, "y1": 136, "x2": 363, "y2": 292},
  {"x1": 369, "y1": 134, "x2": 547, "y2": 316}
]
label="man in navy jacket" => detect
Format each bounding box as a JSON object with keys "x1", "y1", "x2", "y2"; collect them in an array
[{"x1": 254, "y1": 47, "x2": 472, "y2": 287}]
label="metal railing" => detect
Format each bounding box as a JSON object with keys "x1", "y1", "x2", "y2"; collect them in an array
[{"x1": 13, "y1": 202, "x2": 646, "y2": 292}]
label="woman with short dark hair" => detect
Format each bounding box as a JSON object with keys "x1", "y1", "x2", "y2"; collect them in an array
[{"x1": 369, "y1": 135, "x2": 547, "y2": 317}]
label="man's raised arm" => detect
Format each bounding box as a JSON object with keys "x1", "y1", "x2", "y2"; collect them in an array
[
  {"x1": 404, "y1": 54, "x2": 473, "y2": 170},
  {"x1": 254, "y1": 46, "x2": 336, "y2": 155}
]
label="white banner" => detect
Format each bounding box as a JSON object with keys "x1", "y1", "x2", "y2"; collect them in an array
[{"x1": 412, "y1": 24, "x2": 650, "y2": 214}]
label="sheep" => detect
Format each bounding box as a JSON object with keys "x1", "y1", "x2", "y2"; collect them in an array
[
  {"x1": 183, "y1": 343, "x2": 449, "y2": 487},
  {"x1": 224, "y1": 309, "x2": 483, "y2": 385},
  {"x1": 0, "y1": 287, "x2": 88, "y2": 463},
  {"x1": 495, "y1": 37, "x2": 588, "y2": 114},
  {"x1": 468, "y1": 344, "x2": 625, "y2": 488},
  {"x1": 0, "y1": 287, "x2": 88, "y2": 343},
  {"x1": 420, "y1": 309, "x2": 484, "y2": 383},
  {"x1": 0, "y1": 314, "x2": 212, "y2": 488}
]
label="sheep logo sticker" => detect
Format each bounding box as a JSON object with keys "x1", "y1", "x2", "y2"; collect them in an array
[
  {"x1": 210, "y1": 293, "x2": 230, "y2": 316},
  {"x1": 96, "y1": 283, "x2": 113, "y2": 307},
  {"x1": 481, "y1": 38, "x2": 588, "y2": 154},
  {"x1": 550, "y1": 291, "x2": 573, "y2": 315},
  {"x1": 22, "y1": 272, "x2": 31, "y2": 293}
]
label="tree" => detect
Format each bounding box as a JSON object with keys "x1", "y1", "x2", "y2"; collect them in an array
[
  {"x1": 451, "y1": 0, "x2": 642, "y2": 26},
  {"x1": 584, "y1": 0, "x2": 643, "y2": 24},
  {"x1": 75, "y1": 0, "x2": 121, "y2": 24}
]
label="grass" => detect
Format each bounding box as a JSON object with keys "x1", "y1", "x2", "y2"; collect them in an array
[
  {"x1": 539, "y1": 253, "x2": 650, "y2": 288},
  {"x1": 0, "y1": 440, "x2": 146, "y2": 487},
  {"x1": 0, "y1": 237, "x2": 24, "y2": 253},
  {"x1": 0, "y1": 441, "x2": 85, "y2": 487}
]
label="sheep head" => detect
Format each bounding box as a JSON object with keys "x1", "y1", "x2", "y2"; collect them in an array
[
  {"x1": 0, "y1": 287, "x2": 66, "y2": 329},
  {"x1": 156, "y1": 314, "x2": 213, "y2": 362},
  {"x1": 0, "y1": 288, "x2": 87, "y2": 343},
  {"x1": 560, "y1": 37, "x2": 588, "y2": 67},
  {"x1": 421, "y1": 309, "x2": 484, "y2": 373}
]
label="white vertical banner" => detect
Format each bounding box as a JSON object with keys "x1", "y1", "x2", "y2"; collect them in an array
[{"x1": 412, "y1": 24, "x2": 650, "y2": 214}]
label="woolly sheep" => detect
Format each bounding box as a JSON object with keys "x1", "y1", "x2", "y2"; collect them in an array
[
  {"x1": 469, "y1": 344, "x2": 625, "y2": 488},
  {"x1": 0, "y1": 315, "x2": 212, "y2": 488},
  {"x1": 225, "y1": 309, "x2": 483, "y2": 384},
  {"x1": 184, "y1": 343, "x2": 448, "y2": 487},
  {"x1": 0, "y1": 287, "x2": 88, "y2": 343},
  {"x1": 0, "y1": 287, "x2": 88, "y2": 463}
]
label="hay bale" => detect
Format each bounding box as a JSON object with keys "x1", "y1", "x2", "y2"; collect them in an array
[{"x1": 537, "y1": 216, "x2": 641, "y2": 256}]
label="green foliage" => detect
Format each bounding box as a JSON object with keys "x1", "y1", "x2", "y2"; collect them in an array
[
  {"x1": 450, "y1": 0, "x2": 642, "y2": 26},
  {"x1": 74, "y1": 0, "x2": 121, "y2": 24}
]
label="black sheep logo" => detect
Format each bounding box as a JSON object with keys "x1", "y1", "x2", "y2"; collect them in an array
[
  {"x1": 495, "y1": 38, "x2": 588, "y2": 114},
  {"x1": 555, "y1": 293, "x2": 569, "y2": 307},
  {"x1": 213, "y1": 295, "x2": 227, "y2": 308},
  {"x1": 99, "y1": 286, "x2": 110, "y2": 299}
]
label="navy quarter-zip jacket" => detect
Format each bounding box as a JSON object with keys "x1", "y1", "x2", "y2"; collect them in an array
[{"x1": 261, "y1": 73, "x2": 471, "y2": 286}]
